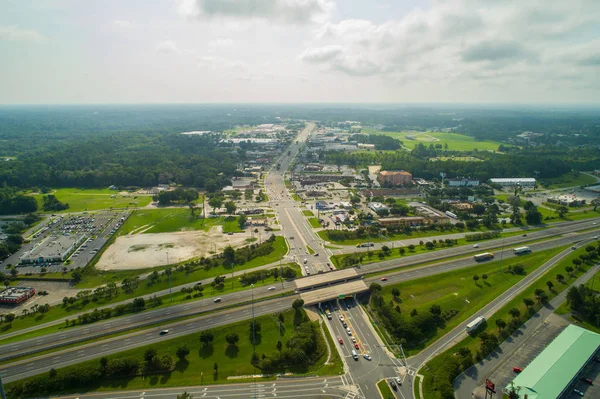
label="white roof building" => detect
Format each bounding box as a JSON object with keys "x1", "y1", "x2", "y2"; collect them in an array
[{"x1": 489, "y1": 178, "x2": 537, "y2": 187}]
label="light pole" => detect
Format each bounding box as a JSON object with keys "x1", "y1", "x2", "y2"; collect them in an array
[
  {"x1": 166, "y1": 251, "x2": 172, "y2": 303},
  {"x1": 279, "y1": 257, "x2": 285, "y2": 290}
]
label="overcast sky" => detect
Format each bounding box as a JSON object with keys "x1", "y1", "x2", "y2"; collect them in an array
[{"x1": 1, "y1": 0, "x2": 599, "y2": 104}]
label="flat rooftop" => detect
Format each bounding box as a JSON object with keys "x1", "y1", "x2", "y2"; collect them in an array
[
  {"x1": 300, "y1": 280, "x2": 369, "y2": 305},
  {"x1": 295, "y1": 268, "x2": 359, "y2": 291},
  {"x1": 506, "y1": 324, "x2": 600, "y2": 398},
  {"x1": 23, "y1": 234, "x2": 85, "y2": 259}
]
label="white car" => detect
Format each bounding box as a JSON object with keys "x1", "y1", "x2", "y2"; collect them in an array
[
  {"x1": 267, "y1": 286, "x2": 276, "y2": 291},
  {"x1": 472, "y1": 244, "x2": 479, "y2": 248},
  {"x1": 363, "y1": 354, "x2": 372, "y2": 361},
  {"x1": 159, "y1": 329, "x2": 169, "y2": 335}
]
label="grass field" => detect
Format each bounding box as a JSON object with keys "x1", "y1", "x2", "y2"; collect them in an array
[
  {"x1": 31, "y1": 188, "x2": 153, "y2": 213},
  {"x1": 362, "y1": 128, "x2": 503, "y2": 152},
  {"x1": 420, "y1": 246, "x2": 593, "y2": 399},
  {"x1": 374, "y1": 247, "x2": 566, "y2": 356},
  {"x1": 308, "y1": 217, "x2": 322, "y2": 228},
  {"x1": 302, "y1": 210, "x2": 314, "y2": 217},
  {"x1": 117, "y1": 209, "x2": 242, "y2": 235},
  {"x1": 6, "y1": 309, "x2": 342, "y2": 394},
  {"x1": 377, "y1": 379, "x2": 395, "y2": 399},
  {"x1": 544, "y1": 172, "x2": 598, "y2": 188}
]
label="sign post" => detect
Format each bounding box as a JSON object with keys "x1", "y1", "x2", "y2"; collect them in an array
[{"x1": 485, "y1": 379, "x2": 496, "y2": 398}]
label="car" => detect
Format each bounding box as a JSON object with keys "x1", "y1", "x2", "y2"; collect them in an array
[
  {"x1": 363, "y1": 354, "x2": 372, "y2": 361},
  {"x1": 342, "y1": 322, "x2": 347, "y2": 328},
  {"x1": 594, "y1": 236, "x2": 599, "y2": 240},
  {"x1": 227, "y1": 232, "x2": 233, "y2": 235},
  {"x1": 214, "y1": 297, "x2": 222, "y2": 303},
  {"x1": 354, "y1": 343, "x2": 359, "y2": 350},
  {"x1": 522, "y1": 234, "x2": 527, "y2": 237},
  {"x1": 573, "y1": 389, "x2": 584, "y2": 396},
  {"x1": 338, "y1": 337, "x2": 343, "y2": 344},
  {"x1": 351, "y1": 337, "x2": 356, "y2": 343},
  {"x1": 581, "y1": 377, "x2": 593, "y2": 385},
  {"x1": 339, "y1": 315, "x2": 344, "y2": 321},
  {"x1": 267, "y1": 286, "x2": 276, "y2": 291},
  {"x1": 303, "y1": 258, "x2": 308, "y2": 264},
  {"x1": 314, "y1": 253, "x2": 319, "y2": 257},
  {"x1": 289, "y1": 236, "x2": 294, "y2": 239},
  {"x1": 381, "y1": 277, "x2": 388, "y2": 281},
  {"x1": 572, "y1": 246, "x2": 578, "y2": 250},
  {"x1": 513, "y1": 366, "x2": 523, "y2": 373},
  {"x1": 346, "y1": 328, "x2": 352, "y2": 336},
  {"x1": 395, "y1": 377, "x2": 402, "y2": 386},
  {"x1": 472, "y1": 244, "x2": 479, "y2": 248},
  {"x1": 159, "y1": 329, "x2": 169, "y2": 335},
  {"x1": 389, "y1": 380, "x2": 397, "y2": 391}
]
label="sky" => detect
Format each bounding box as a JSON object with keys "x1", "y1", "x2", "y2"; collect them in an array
[{"x1": 1, "y1": 0, "x2": 599, "y2": 104}]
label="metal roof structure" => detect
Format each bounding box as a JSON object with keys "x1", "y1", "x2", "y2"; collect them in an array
[
  {"x1": 295, "y1": 268, "x2": 360, "y2": 291},
  {"x1": 300, "y1": 280, "x2": 368, "y2": 305},
  {"x1": 506, "y1": 325, "x2": 600, "y2": 399}
]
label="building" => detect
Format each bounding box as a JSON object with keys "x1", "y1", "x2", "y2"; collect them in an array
[
  {"x1": 505, "y1": 325, "x2": 600, "y2": 398},
  {"x1": 20, "y1": 234, "x2": 87, "y2": 264},
  {"x1": 489, "y1": 178, "x2": 537, "y2": 188},
  {"x1": 368, "y1": 202, "x2": 389, "y2": 213},
  {"x1": 378, "y1": 217, "x2": 426, "y2": 227},
  {"x1": 0, "y1": 287, "x2": 36, "y2": 305},
  {"x1": 447, "y1": 178, "x2": 480, "y2": 187},
  {"x1": 316, "y1": 201, "x2": 334, "y2": 211},
  {"x1": 357, "y1": 143, "x2": 376, "y2": 149},
  {"x1": 339, "y1": 201, "x2": 352, "y2": 209},
  {"x1": 378, "y1": 170, "x2": 413, "y2": 186},
  {"x1": 547, "y1": 195, "x2": 586, "y2": 207}
]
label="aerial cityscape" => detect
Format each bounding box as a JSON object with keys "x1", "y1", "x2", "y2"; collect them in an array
[{"x1": 1, "y1": 1, "x2": 600, "y2": 399}]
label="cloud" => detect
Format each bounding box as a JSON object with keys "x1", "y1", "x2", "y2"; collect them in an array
[
  {"x1": 178, "y1": 0, "x2": 334, "y2": 24},
  {"x1": 300, "y1": 45, "x2": 343, "y2": 63},
  {"x1": 197, "y1": 56, "x2": 247, "y2": 69},
  {"x1": 0, "y1": 26, "x2": 46, "y2": 42},
  {"x1": 112, "y1": 20, "x2": 132, "y2": 28},
  {"x1": 208, "y1": 38, "x2": 234, "y2": 49},
  {"x1": 461, "y1": 40, "x2": 534, "y2": 63},
  {"x1": 156, "y1": 40, "x2": 181, "y2": 54}
]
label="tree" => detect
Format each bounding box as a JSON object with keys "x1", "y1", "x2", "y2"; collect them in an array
[
  {"x1": 224, "y1": 201, "x2": 237, "y2": 216},
  {"x1": 391, "y1": 288, "x2": 400, "y2": 299},
  {"x1": 523, "y1": 297, "x2": 534, "y2": 308},
  {"x1": 572, "y1": 258, "x2": 582, "y2": 269},
  {"x1": 223, "y1": 246, "x2": 235, "y2": 266},
  {"x1": 508, "y1": 308, "x2": 521, "y2": 319},
  {"x1": 208, "y1": 196, "x2": 223, "y2": 212},
  {"x1": 144, "y1": 348, "x2": 158, "y2": 364},
  {"x1": 410, "y1": 308, "x2": 418, "y2": 317},
  {"x1": 177, "y1": 392, "x2": 193, "y2": 399},
  {"x1": 546, "y1": 281, "x2": 554, "y2": 291},
  {"x1": 176, "y1": 345, "x2": 190, "y2": 361},
  {"x1": 482, "y1": 274, "x2": 488, "y2": 282},
  {"x1": 534, "y1": 288, "x2": 545, "y2": 299},
  {"x1": 565, "y1": 265, "x2": 574, "y2": 275},
  {"x1": 225, "y1": 332, "x2": 239, "y2": 346},
  {"x1": 292, "y1": 298, "x2": 305, "y2": 309},
  {"x1": 399, "y1": 247, "x2": 406, "y2": 256},
  {"x1": 49, "y1": 368, "x2": 57, "y2": 378},
  {"x1": 4, "y1": 313, "x2": 15, "y2": 324},
  {"x1": 200, "y1": 330, "x2": 214, "y2": 346},
  {"x1": 369, "y1": 283, "x2": 382, "y2": 292},
  {"x1": 472, "y1": 203, "x2": 486, "y2": 215},
  {"x1": 592, "y1": 198, "x2": 600, "y2": 211},
  {"x1": 496, "y1": 318, "x2": 507, "y2": 331},
  {"x1": 556, "y1": 206, "x2": 569, "y2": 218},
  {"x1": 238, "y1": 214, "x2": 247, "y2": 229},
  {"x1": 473, "y1": 274, "x2": 480, "y2": 283},
  {"x1": 429, "y1": 304, "x2": 441, "y2": 315},
  {"x1": 556, "y1": 274, "x2": 565, "y2": 284}
]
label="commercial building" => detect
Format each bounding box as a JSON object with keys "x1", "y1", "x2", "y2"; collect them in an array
[
  {"x1": 368, "y1": 202, "x2": 389, "y2": 213},
  {"x1": 316, "y1": 200, "x2": 334, "y2": 211},
  {"x1": 489, "y1": 178, "x2": 537, "y2": 188},
  {"x1": 19, "y1": 234, "x2": 86, "y2": 264},
  {"x1": 447, "y1": 178, "x2": 480, "y2": 187},
  {"x1": 547, "y1": 195, "x2": 586, "y2": 207},
  {"x1": 0, "y1": 287, "x2": 36, "y2": 305},
  {"x1": 378, "y1": 170, "x2": 413, "y2": 186},
  {"x1": 505, "y1": 324, "x2": 600, "y2": 398},
  {"x1": 378, "y1": 217, "x2": 426, "y2": 227}
]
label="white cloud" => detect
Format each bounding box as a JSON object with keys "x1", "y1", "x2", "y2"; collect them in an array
[
  {"x1": 0, "y1": 26, "x2": 46, "y2": 42},
  {"x1": 300, "y1": 45, "x2": 343, "y2": 63},
  {"x1": 197, "y1": 56, "x2": 247, "y2": 69},
  {"x1": 112, "y1": 20, "x2": 132, "y2": 28},
  {"x1": 156, "y1": 40, "x2": 181, "y2": 54},
  {"x1": 178, "y1": 0, "x2": 335, "y2": 24},
  {"x1": 208, "y1": 38, "x2": 234, "y2": 49}
]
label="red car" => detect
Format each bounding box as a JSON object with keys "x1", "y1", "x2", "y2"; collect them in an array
[
  {"x1": 513, "y1": 367, "x2": 523, "y2": 373},
  {"x1": 354, "y1": 343, "x2": 360, "y2": 350},
  {"x1": 381, "y1": 277, "x2": 388, "y2": 281},
  {"x1": 338, "y1": 337, "x2": 343, "y2": 345},
  {"x1": 581, "y1": 377, "x2": 593, "y2": 385}
]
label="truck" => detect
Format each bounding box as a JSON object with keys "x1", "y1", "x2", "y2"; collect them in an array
[
  {"x1": 473, "y1": 252, "x2": 494, "y2": 261},
  {"x1": 325, "y1": 309, "x2": 332, "y2": 320},
  {"x1": 513, "y1": 246, "x2": 531, "y2": 255},
  {"x1": 466, "y1": 316, "x2": 486, "y2": 333},
  {"x1": 356, "y1": 242, "x2": 375, "y2": 248},
  {"x1": 445, "y1": 211, "x2": 458, "y2": 219}
]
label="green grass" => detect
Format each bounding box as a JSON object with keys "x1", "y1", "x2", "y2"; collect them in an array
[
  {"x1": 374, "y1": 247, "x2": 566, "y2": 356},
  {"x1": 0, "y1": 237, "x2": 289, "y2": 337},
  {"x1": 544, "y1": 172, "x2": 598, "y2": 188},
  {"x1": 302, "y1": 210, "x2": 314, "y2": 217},
  {"x1": 377, "y1": 379, "x2": 395, "y2": 399},
  {"x1": 420, "y1": 247, "x2": 593, "y2": 399},
  {"x1": 414, "y1": 375, "x2": 422, "y2": 399},
  {"x1": 306, "y1": 245, "x2": 316, "y2": 255},
  {"x1": 308, "y1": 217, "x2": 322, "y2": 228},
  {"x1": 117, "y1": 209, "x2": 242, "y2": 235},
  {"x1": 292, "y1": 194, "x2": 302, "y2": 201},
  {"x1": 362, "y1": 128, "x2": 503, "y2": 152},
  {"x1": 6, "y1": 309, "x2": 341, "y2": 394},
  {"x1": 30, "y1": 188, "x2": 152, "y2": 213}
]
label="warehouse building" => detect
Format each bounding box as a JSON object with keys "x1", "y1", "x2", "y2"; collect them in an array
[
  {"x1": 448, "y1": 178, "x2": 480, "y2": 187},
  {"x1": 378, "y1": 170, "x2": 413, "y2": 186},
  {"x1": 489, "y1": 178, "x2": 537, "y2": 188},
  {"x1": 19, "y1": 234, "x2": 87, "y2": 264},
  {"x1": 547, "y1": 195, "x2": 587, "y2": 207},
  {"x1": 505, "y1": 325, "x2": 600, "y2": 398}
]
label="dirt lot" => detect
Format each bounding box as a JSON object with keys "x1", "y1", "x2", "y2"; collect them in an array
[
  {"x1": 0, "y1": 281, "x2": 79, "y2": 315},
  {"x1": 96, "y1": 227, "x2": 251, "y2": 270}
]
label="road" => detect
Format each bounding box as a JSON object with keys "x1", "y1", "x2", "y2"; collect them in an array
[
  {"x1": 46, "y1": 377, "x2": 354, "y2": 399},
  {"x1": 453, "y1": 264, "x2": 600, "y2": 399}
]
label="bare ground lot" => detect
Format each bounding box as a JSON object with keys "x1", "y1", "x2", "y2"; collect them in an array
[
  {"x1": 1, "y1": 281, "x2": 79, "y2": 315},
  {"x1": 96, "y1": 227, "x2": 251, "y2": 270}
]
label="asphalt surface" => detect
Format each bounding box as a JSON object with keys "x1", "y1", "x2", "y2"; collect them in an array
[
  {"x1": 454, "y1": 263, "x2": 600, "y2": 399},
  {"x1": 47, "y1": 377, "x2": 353, "y2": 399}
]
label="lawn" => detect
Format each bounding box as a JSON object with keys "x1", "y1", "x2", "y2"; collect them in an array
[
  {"x1": 116, "y1": 209, "x2": 242, "y2": 235},
  {"x1": 30, "y1": 188, "x2": 152, "y2": 213},
  {"x1": 302, "y1": 210, "x2": 314, "y2": 217},
  {"x1": 6, "y1": 309, "x2": 342, "y2": 395},
  {"x1": 362, "y1": 128, "x2": 503, "y2": 152},
  {"x1": 373, "y1": 247, "x2": 566, "y2": 356},
  {"x1": 420, "y1": 246, "x2": 594, "y2": 399},
  {"x1": 377, "y1": 379, "x2": 395, "y2": 399},
  {"x1": 544, "y1": 172, "x2": 598, "y2": 188},
  {"x1": 308, "y1": 217, "x2": 322, "y2": 228}
]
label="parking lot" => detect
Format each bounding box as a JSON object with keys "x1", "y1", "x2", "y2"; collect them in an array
[
  {"x1": 1, "y1": 211, "x2": 131, "y2": 274},
  {"x1": 568, "y1": 355, "x2": 600, "y2": 398}
]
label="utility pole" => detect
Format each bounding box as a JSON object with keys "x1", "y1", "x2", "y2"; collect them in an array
[{"x1": 0, "y1": 375, "x2": 6, "y2": 399}]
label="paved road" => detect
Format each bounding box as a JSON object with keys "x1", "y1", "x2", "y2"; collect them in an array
[
  {"x1": 454, "y1": 263, "x2": 600, "y2": 399},
  {"x1": 47, "y1": 377, "x2": 353, "y2": 399},
  {"x1": 405, "y1": 236, "x2": 600, "y2": 381}
]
